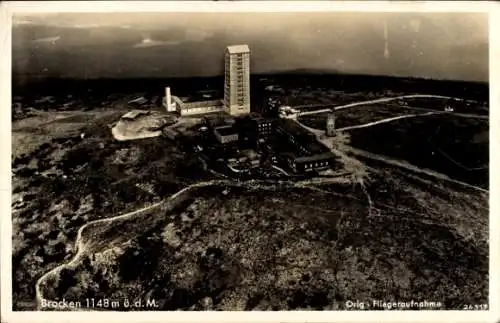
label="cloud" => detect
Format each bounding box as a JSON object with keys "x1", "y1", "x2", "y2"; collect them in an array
[
  {"x1": 133, "y1": 38, "x2": 182, "y2": 48},
  {"x1": 33, "y1": 36, "x2": 61, "y2": 44},
  {"x1": 13, "y1": 15, "x2": 133, "y2": 30},
  {"x1": 73, "y1": 23, "x2": 132, "y2": 29},
  {"x1": 13, "y1": 19, "x2": 34, "y2": 26}
]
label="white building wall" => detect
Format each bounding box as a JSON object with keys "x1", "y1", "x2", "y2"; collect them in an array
[{"x1": 179, "y1": 104, "x2": 225, "y2": 116}]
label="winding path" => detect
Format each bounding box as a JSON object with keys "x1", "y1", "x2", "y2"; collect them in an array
[
  {"x1": 35, "y1": 178, "x2": 344, "y2": 308},
  {"x1": 296, "y1": 94, "x2": 486, "y2": 118},
  {"x1": 35, "y1": 202, "x2": 164, "y2": 308},
  {"x1": 295, "y1": 94, "x2": 461, "y2": 109},
  {"x1": 35, "y1": 179, "x2": 231, "y2": 309},
  {"x1": 336, "y1": 111, "x2": 444, "y2": 132},
  {"x1": 333, "y1": 94, "x2": 462, "y2": 111},
  {"x1": 271, "y1": 165, "x2": 290, "y2": 176}
]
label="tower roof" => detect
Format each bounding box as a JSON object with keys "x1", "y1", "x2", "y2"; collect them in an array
[{"x1": 226, "y1": 44, "x2": 250, "y2": 54}]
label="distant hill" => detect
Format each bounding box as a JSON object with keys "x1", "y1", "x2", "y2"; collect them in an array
[
  {"x1": 12, "y1": 71, "x2": 489, "y2": 103},
  {"x1": 266, "y1": 68, "x2": 344, "y2": 76}
]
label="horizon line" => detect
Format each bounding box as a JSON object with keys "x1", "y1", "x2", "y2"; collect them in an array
[{"x1": 11, "y1": 71, "x2": 490, "y2": 85}]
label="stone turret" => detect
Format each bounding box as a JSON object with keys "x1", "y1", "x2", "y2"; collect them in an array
[{"x1": 326, "y1": 112, "x2": 336, "y2": 137}]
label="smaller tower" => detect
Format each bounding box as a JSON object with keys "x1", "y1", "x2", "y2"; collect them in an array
[{"x1": 326, "y1": 112, "x2": 336, "y2": 137}]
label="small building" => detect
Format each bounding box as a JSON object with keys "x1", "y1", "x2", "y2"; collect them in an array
[
  {"x1": 214, "y1": 125, "x2": 239, "y2": 145},
  {"x1": 250, "y1": 159, "x2": 260, "y2": 168},
  {"x1": 284, "y1": 152, "x2": 336, "y2": 173},
  {"x1": 204, "y1": 113, "x2": 235, "y2": 128},
  {"x1": 235, "y1": 115, "x2": 274, "y2": 145},
  {"x1": 253, "y1": 117, "x2": 273, "y2": 137}
]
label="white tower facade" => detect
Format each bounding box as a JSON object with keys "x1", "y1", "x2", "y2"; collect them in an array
[{"x1": 224, "y1": 45, "x2": 251, "y2": 116}]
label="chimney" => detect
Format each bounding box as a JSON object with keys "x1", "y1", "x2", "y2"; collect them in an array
[{"x1": 165, "y1": 87, "x2": 172, "y2": 106}]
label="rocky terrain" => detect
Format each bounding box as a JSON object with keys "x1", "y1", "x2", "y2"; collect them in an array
[
  {"x1": 12, "y1": 107, "x2": 211, "y2": 309},
  {"x1": 11, "y1": 76, "x2": 489, "y2": 311},
  {"x1": 37, "y1": 168, "x2": 488, "y2": 310}
]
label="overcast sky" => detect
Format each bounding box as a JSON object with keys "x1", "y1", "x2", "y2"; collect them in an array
[{"x1": 12, "y1": 12, "x2": 489, "y2": 82}]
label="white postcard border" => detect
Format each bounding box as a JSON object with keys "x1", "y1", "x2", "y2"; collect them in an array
[{"x1": 1, "y1": 2, "x2": 498, "y2": 323}]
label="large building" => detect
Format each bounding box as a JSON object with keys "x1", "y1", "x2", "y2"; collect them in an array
[
  {"x1": 163, "y1": 87, "x2": 226, "y2": 116},
  {"x1": 273, "y1": 119, "x2": 337, "y2": 173},
  {"x1": 224, "y1": 45, "x2": 251, "y2": 116}
]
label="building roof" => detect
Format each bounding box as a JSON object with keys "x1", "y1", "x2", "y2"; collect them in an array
[
  {"x1": 128, "y1": 96, "x2": 148, "y2": 105},
  {"x1": 122, "y1": 110, "x2": 150, "y2": 120},
  {"x1": 275, "y1": 119, "x2": 331, "y2": 155},
  {"x1": 226, "y1": 44, "x2": 250, "y2": 54},
  {"x1": 215, "y1": 125, "x2": 238, "y2": 136},
  {"x1": 294, "y1": 152, "x2": 336, "y2": 164},
  {"x1": 276, "y1": 119, "x2": 316, "y2": 140},
  {"x1": 205, "y1": 113, "x2": 235, "y2": 127},
  {"x1": 180, "y1": 89, "x2": 222, "y2": 103},
  {"x1": 252, "y1": 116, "x2": 273, "y2": 124}
]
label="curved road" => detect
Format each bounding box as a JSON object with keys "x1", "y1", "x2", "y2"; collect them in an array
[
  {"x1": 333, "y1": 94, "x2": 462, "y2": 111},
  {"x1": 336, "y1": 111, "x2": 444, "y2": 132},
  {"x1": 293, "y1": 94, "x2": 488, "y2": 193},
  {"x1": 297, "y1": 94, "x2": 486, "y2": 118},
  {"x1": 295, "y1": 94, "x2": 463, "y2": 109}
]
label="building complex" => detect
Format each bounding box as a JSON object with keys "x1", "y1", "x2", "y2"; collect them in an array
[
  {"x1": 160, "y1": 44, "x2": 339, "y2": 175},
  {"x1": 163, "y1": 44, "x2": 251, "y2": 118}
]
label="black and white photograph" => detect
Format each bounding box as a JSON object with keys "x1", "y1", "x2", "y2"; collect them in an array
[{"x1": 1, "y1": 1, "x2": 499, "y2": 321}]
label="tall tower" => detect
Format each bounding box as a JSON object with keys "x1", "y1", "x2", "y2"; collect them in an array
[
  {"x1": 224, "y1": 45, "x2": 251, "y2": 116},
  {"x1": 326, "y1": 112, "x2": 336, "y2": 137}
]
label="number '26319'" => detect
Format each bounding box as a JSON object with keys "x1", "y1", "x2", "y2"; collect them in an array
[{"x1": 463, "y1": 304, "x2": 488, "y2": 310}]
